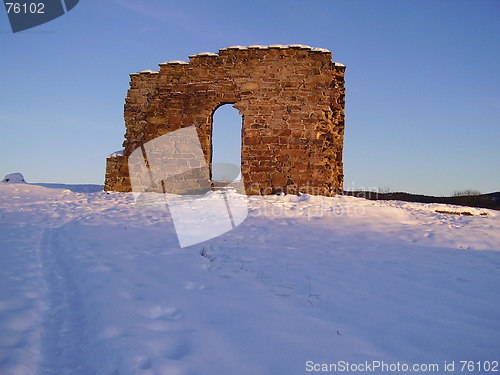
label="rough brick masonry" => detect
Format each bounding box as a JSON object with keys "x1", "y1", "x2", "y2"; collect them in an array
[{"x1": 104, "y1": 44, "x2": 345, "y2": 195}]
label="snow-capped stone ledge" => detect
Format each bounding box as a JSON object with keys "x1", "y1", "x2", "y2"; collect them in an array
[
  {"x1": 311, "y1": 47, "x2": 331, "y2": 53},
  {"x1": 189, "y1": 52, "x2": 218, "y2": 58},
  {"x1": 288, "y1": 44, "x2": 312, "y2": 50},
  {"x1": 159, "y1": 60, "x2": 189, "y2": 65},
  {"x1": 222, "y1": 45, "x2": 247, "y2": 50},
  {"x1": 247, "y1": 45, "x2": 269, "y2": 49},
  {"x1": 107, "y1": 150, "x2": 124, "y2": 158},
  {"x1": 218, "y1": 45, "x2": 328, "y2": 52},
  {"x1": 334, "y1": 62, "x2": 346, "y2": 67},
  {"x1": 130, "y1": 70, "x2": 159, "y2": 76}
]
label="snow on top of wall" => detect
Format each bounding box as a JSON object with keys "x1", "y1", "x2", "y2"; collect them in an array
[
  {"x1": 312, "y1": 47, "x2": 331, "y2": 53},
  {"x1": 219, "y1": 45, "x2": 330, "y2": 52},
  {"x1": 159, "y1": 60, "x2": 189, "y2": 65},
  {"x1": 130, "y1": 70, "x2": 159, "y2": 76},
  {"x1": 334, "y1": 62, "x2": 346, "y2": 67},
  {"x1": 222, "y1": 45, "x2": 247, "y2": 50},
  {"x1": 189, "y1": 52, "x2": 218, "y2": 57},
  {"x1": 247, "y1": 45, "x2": 268, "y2": 49},
  {"x1": 288, "y1": 44, "x2": 312, "y2": 49},
  {"x1": 107, "y1": 150, "x2": 124, "y2": 158},
  {"x1": 131, "y1": 46, "x2": 336, "y2": 74}
]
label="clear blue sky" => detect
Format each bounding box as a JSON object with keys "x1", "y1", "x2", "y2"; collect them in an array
[{"x1": 1, "y1": 0, "x2": 499, "y2": 195}]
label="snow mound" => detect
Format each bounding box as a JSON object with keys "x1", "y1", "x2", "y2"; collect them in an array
[{"x1": 1, "y1": 173, "x2": 26, "y2": 183}]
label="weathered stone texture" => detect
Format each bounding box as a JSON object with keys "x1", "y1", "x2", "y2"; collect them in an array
[{"x1": 105, "y1": 45, "x2": 346, "y2": 195}]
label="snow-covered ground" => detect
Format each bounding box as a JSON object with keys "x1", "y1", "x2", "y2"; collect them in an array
[{"x1": 0, "y1": 183, "x2": 499, "y2": 375}]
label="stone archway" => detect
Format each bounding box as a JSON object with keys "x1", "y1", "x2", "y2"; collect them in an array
[{"x1": 105, "y1": 45, "x2": 346, "y2": 196}]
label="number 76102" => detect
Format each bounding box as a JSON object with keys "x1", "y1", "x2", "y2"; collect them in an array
[{"x1": 5, "y1": 2, "x2": 45, "y2": 14}]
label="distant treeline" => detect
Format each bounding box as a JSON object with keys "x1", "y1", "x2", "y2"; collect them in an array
[{"x1": 343, "y1": 191, "x2": 500, "y2": 211}]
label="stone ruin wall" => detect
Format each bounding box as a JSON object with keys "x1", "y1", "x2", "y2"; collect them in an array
[{"x1": 105, "y1": 44, "x2": 345, "y2": 196}]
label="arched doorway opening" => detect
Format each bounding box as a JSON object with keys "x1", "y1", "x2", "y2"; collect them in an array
[{"x1": 210, "y1": 104, "x2": 242, "y2": 183}]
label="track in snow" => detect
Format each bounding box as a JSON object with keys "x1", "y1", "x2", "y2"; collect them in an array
[{"x1": 39, "y1": 227, "x2": 88, "y2": 375}]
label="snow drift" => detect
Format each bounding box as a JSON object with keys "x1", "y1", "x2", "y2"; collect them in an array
[{"x1": 0, "y1": 183, "x2": 498, "y2": 375}]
